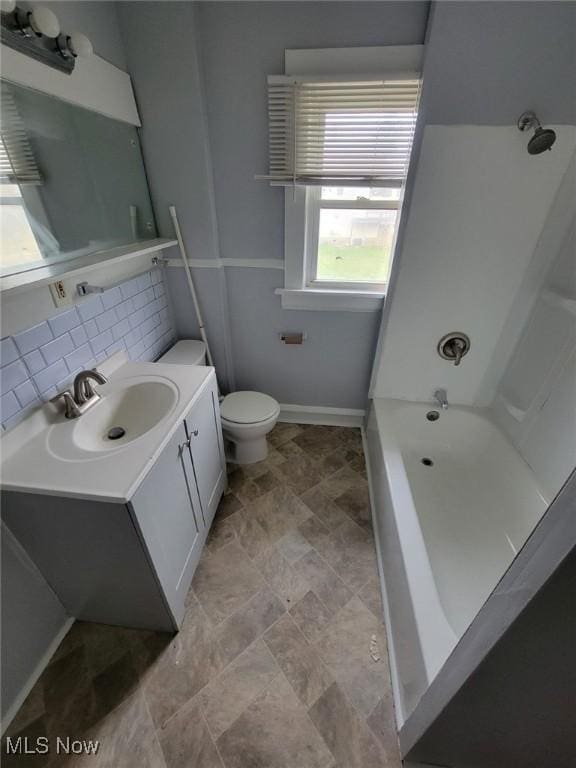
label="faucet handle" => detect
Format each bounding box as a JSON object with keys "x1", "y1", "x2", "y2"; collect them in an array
[{"x1": 50, "y1": 390, "x2": 81, "y2": 419}]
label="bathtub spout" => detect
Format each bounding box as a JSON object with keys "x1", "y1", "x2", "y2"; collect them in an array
[{"x1": 434, "y1": 389, "x2": 449, "y2": 409}]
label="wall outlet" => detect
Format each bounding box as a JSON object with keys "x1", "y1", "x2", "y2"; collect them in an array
[{"x1": 49, "y1": 281, "x2": 72, "y2": 308}]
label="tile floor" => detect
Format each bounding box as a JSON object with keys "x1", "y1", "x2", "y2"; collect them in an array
[{"x1": 3, "y1": 423, "x2": 400, "y2": 768}]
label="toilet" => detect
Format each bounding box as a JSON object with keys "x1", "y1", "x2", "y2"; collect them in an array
[{"x1": 157, "y1": 340, "x2": 280, "y2": 464}]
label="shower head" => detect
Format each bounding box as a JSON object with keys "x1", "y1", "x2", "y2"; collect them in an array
[{"x1": 517, "y1": 111, "x2": 557, "y2": 154}]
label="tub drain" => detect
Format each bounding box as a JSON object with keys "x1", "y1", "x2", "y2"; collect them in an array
[
  {"x1": 107, "y1": 427, "x2": 126, "y2": 440},
  {"x1": 421, "y1": 457, "x2": 434, "y2": 467}
]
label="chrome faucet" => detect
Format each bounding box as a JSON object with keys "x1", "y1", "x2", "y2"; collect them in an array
[
  {"x1": 433, "y1": 388, "x2": 448, "y2": 410},
  {"x1": 51, "y1": 369, "x2": 108, "y2": 419},
  {"x1": 73, "y1": 369, "x2": 108, "y2": 404}
]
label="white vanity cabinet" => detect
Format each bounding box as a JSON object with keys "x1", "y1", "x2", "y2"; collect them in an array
[
  {"x1": 128, "y1": 382, "x2": 225, "y2": 625},
  {"x1": 1, "y1": 375, "x2": 226, "y2": 632}
]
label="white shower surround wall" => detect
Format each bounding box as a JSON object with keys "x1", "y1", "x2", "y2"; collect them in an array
[{"x1": 365, "y1": 398, "x2": 548, "y2": 725}]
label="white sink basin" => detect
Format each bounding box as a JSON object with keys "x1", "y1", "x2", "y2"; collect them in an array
[{"x1": 47, "y1": 378, "x2": 178, "y2": 461}]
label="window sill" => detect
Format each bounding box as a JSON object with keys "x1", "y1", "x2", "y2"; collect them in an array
[{"x1": 275, "y1": 288, "x2": 384, "y2": 312}]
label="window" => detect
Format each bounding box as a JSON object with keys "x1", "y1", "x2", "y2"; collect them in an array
[
  {"x1": 260, "y1": 46, "x2": 422, "y2": 310},
  {"x1": 307, "y1": 186, "x2": 401, "y2": 290}
]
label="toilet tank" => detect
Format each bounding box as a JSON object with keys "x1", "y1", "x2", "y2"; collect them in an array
[{"x1": 157, "y1": 340, "x2": 207, "y2": 366}]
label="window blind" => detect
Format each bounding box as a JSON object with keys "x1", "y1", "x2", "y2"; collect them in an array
[
  {"x1": 261, "y1": 75, "x2": 420, "y2": 186},
  {"x1": 0, "y1": 83, "x2": 42, "y2": 186}
]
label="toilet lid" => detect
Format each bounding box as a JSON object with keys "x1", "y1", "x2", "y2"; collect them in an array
[{"x1": 221, "y1": 391, "x2": 279, "y2": 424}]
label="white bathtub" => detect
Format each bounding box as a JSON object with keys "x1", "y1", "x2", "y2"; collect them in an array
[{"x1": 365, "y1": 398, "x2": 548, "y2": 723}]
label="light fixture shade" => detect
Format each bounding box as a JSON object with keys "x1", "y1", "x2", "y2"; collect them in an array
[
  {"x1": 29, "y1": 6, "x2": 60, "y2": 37},
  {"x1": 0, "y1": 1, "x2": 17, "y2": 13},
  {"x1": 68, "y1": 31, "x2": 93, "y2": 59}
]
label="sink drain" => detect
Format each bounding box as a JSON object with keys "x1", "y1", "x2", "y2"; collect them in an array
[
  {"x1": 107, "y1": 426, "x2": 126, "y2": 440},
  {"x1": 426, "y1": 410, "x2": 440, "y2": 422},
  {"x1": 421, "y1": 457, "x2": 434, "y2": 467}
]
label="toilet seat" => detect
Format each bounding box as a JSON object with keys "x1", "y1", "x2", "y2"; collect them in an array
[{"x1": 220, "y1": 391, "x2": 280, "y2": 425}]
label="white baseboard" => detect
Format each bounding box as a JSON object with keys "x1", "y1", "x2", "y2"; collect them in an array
[
  {"x1": 278, "y1": 404, "x2": 365, "y2": 427},
  {"x1": 1, "y1": 617, "x2": 74, "y2": 736}
]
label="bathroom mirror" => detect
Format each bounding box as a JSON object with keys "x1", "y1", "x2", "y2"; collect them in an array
[{"x1": 0, "y1": 79, "x2": 156, "y2": 278}]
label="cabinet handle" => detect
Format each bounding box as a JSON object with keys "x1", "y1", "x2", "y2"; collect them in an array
[
  {"x1": 192, "y1": 429, "x2": 199, "y2": 437},
  {"x1": 179, "y1": 437, "x2": 191, "y2": 452}
]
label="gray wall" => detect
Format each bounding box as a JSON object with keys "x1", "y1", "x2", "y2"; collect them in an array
[
  {"x1": 1, "y1": 525, "x2": 69, "y2": 725},
  {"x1": 407, "y1": 542, "x2": 576, "y2": 768},
  {"x1": 118, "y1": 1, "x2": 430, "y2": 408},
  {"x1": 423, "y1": 0, "x2": 576, "y2": 126}
]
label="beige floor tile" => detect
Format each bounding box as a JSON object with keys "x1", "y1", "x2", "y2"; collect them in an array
[
  {"x1": 313, "y1": 519, "x2": 378, "y2": 592},
  {"x1": 319, "y1": 465, "x2": 366, "y2": 501},
  {"x1": 268, "y1": 423, "x2": 305, "y2": 447},
  {"x1": 300, "y1": 486, "x2": 350, "y2": 530},
  {"x1": 298, "y1": 515, "x2": 332, "y2": 549},
  {"x1": 358, "y1": 579, "x2": 385, "y2": 621},
  {"x1": 250, "y1": 485, "x2": 312, "y2": 544},
  {"x1": 289, "y1": 591, "x2": 334, "y2": 644},
  {"x1": 230, "y1": 506, "x2": 272, "y2": 559},
  {"x1": 86, "y1": 690, "x2": 166, "y2": 768},
  {"x1": 334, "y1": 484, "x2": 372, "y2": 529},
  {"x1": 366, "y1": 694, "x2": 401, "y2": 766},
  {"x1": 215, "y1": 586, "x2": 286, "y2": 665},
  {"x1": 192, "y1": 542, "x2": 264, "y2": 625},
  {"x1": 314, "y1": 596, "x2": 390, "y2": 717},
  {"x1": 199, "y1": 639, "x2": 280, "y2": 738},
  {"x1": 264, "y1": 614, "x2": 333, "y2": 708},
  {"x1": 216, "y1": 675, "x2": 334, "y2": 768},
  {"x1": 144, "y1": 595, "x2": 224, "y2": 729},
  {"x1": 255, "y1": 546, "x2": 311, "y2": 607},
  {"x1": 294, "y1": 550, "x2": 353, "y2": 614},
  {"x1": 309, "y1": 683, "x2": 387, "y2": 768},
  {"x1": 159, "y1": 699, "x2": 223, "y2": 768},
  {"x1": 276, "y1": 529, "x2": 312, "y2": 563}
]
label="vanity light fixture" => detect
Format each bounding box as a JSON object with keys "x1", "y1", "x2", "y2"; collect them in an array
[{"x1": 0, "y1": 3, "x2": 93, "y2": 73}]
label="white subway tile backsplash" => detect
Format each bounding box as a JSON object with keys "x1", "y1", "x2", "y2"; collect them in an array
[
  {"x1": 83, "y1": 320, "x2": 99, "y2": 339},
  {"x1": 1, "y1": 337, "x2": 20, "y2": 366},
  {"x1": 23, "y1": 350, "x2": 45, "y2": 375},
  {"x1": 14, "y1": 380, "x2": 39, "y2": 409},
  {"x1": 120, "y1": 277, "x2": 140, "y2": 300},
  {"x1": 71, "y1": 326, "x2": 88, "y2": 347},
  {"x1": 90, "y1": 330, "x2": 114, "y2": 355},
  {"x1": 65, "y1": 343, "x2": 94, "y2": 372},
  {"x1": 129, "y1": 308, "x2": 147, "y2": 329},
  {"x1": 137, "y1": 273, "x2": 152, "y2": 292},
  {"x1": 112, "y1": 318, "x2": 131, "y2": 341},
  {"x1": 105, "y1": 340, "x2": 125, "y2": 357},
  {"x1": 115, "y1": 298, "x2": 134, "y2": 320},
  {"x1": 13, "y1": 322, "x2": 53, "y2": 355},
  {"x1": 0, "y1": 360, "x2": 29, "y2": 392},
  {"x1": 48, "y1": 308, "x2": 80, "y2": 337},
  {"x1": 1, "y1": 269, "x2": 175, "y2": 430},
  {"x1": 95, "y1": 308, "x2": 118, "y2": 334},
  {"x1": 33, "y1": 359, "x2": 69, "y2": 394},
  {"x1": 101, "y1": 286, "x2": 123, "y2": 310},
  {"x1": 133, "y1": 286, "x2": 155, "y2": 310},
  {"x1": 1, "y1": 391, "x2": 21, "y2": 421},
  {"x1": 78, "y1": 295, "x2": 104, "y2": 322},
  {"x1": 40, "y1": 334, "x2": 75, "y2": 366}
]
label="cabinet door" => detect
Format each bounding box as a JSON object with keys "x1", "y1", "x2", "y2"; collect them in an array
[
  {"x1": 129, "y1": 421, "x2": 203, "y2": 625},
  {"x1": 185, "y1": 383, "x2": 226, "y2": 529}
]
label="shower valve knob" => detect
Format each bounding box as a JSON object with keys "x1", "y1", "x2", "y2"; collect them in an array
[{"x1": 437, "y1": 333, "x2": 471, "y2": 366}]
